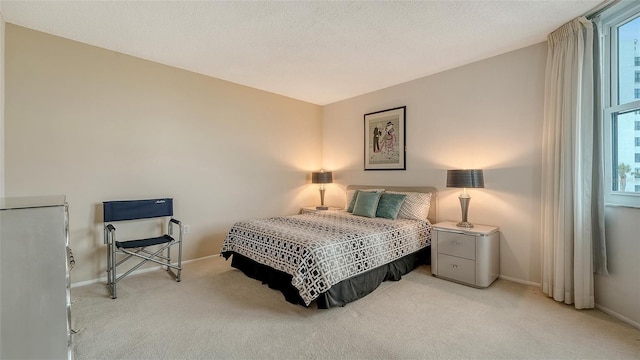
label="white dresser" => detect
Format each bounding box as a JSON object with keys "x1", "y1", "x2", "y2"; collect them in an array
[
  {"x1": 431, "y1": 221, "x2": 500, "y2": 288},
  {"x1": 0, "y1": 196, "x2": 72, "y2": 359}
]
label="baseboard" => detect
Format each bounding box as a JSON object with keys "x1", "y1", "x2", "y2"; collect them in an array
[
  {"x1": 70, "y1": 254, "x2": 219, "y2": 288},
  {"x1": 498, "y1": 274, "x2": 541, "y2": 288},
  {"x1": 72, "y1": 261, "x2": 540, "y2": 289},
  {"x1": 595, "y1": 304, "x2": 640, "y2": 330}
]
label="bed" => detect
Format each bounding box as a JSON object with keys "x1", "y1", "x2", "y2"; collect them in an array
[{"x1": 220, "y1": 185, "x2": 438, "y2": 308}]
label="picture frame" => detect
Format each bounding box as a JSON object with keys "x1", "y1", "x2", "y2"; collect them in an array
[{"x1": 364, "y1": 106, "x2": 406, "y2": 170}]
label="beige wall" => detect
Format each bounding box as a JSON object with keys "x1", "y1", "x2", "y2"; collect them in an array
[
  {"x1": 0, "y1": 8, "x2": 4, "y2": 197},
  {"x1": 322, "y1": 43, "x2": 548, "y2": 285},
  {"x1": 4, "y1": 24, "x2": 322, "y2": 283}
]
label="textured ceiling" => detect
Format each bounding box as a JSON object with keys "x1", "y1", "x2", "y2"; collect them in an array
[{"x1": 1, "y1": 0, "x2": 604, "y2": 105}]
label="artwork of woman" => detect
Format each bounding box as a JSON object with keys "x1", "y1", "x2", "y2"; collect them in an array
[
  {"x1": 364, "y1": 107, "x2": 405, "y2": 170},
  {"x1": 383, "y1": 121, "x2": 395, "y2": 158},
  {"x1": 373, "y1": 127, "x2": 381, "y2": 153}
]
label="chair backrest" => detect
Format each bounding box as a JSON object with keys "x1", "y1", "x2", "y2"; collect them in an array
[{"x1": 103, "y1": 198, "x2": 173, "y2": 222}]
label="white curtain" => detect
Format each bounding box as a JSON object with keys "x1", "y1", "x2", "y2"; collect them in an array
[{"x1": 541, "y1": 17, "x2": 608, "y2": 310}]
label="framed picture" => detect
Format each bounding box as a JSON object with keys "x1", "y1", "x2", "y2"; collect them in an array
[{"x1": 364, "y1": 106, "x2": 406, "y2": 170}]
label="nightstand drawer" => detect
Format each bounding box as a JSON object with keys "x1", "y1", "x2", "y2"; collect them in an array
[
  {"x1": 437, "y1": 231, "x2": 475, "y2": 260},
  {"x1": 437, "y1": 254, "x2": 476, "y2": 285}
]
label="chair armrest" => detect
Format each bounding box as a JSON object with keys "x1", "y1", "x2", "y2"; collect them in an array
[
  {"x1": 104, "y1": 224, "x2": 116, "y2": 244},
  {"x1": 169, "y1": 218, "x2": 183, "y2": 239}
]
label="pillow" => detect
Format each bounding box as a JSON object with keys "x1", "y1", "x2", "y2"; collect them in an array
[
  {"x1": 345, "y1": 190, "x2": 358, "y2": 212},
  {"x1": 375, "y1": 193, "x2": 407, "y2": 220},
  {"x1": 346, "y1": 188, "x2": 385, "y2": 213},
  {"x1": 386, "y1": 191, "x2": 432, "y2": 220},
  {"x1": 352, "y1": 191, "x2": 382, "y2": 218}
]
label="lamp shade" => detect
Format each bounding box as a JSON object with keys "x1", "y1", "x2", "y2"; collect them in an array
[
  {"x1": 312, "y1": 171, "x2": 333, "y2": 184},
  {"x1": 446, "y1": 169, "x2": 484, "y2": 188}
]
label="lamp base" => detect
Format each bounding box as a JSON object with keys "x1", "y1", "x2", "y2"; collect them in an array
[
  {"x1": 456, "y1": 221, "x2": 474, "y2": 228},
  {"x1": 316, "y1": 188, "x2": 328, "y2": 211},
  {"x1": 457, "y1": 193, "x2": 473, "y2": 228}
]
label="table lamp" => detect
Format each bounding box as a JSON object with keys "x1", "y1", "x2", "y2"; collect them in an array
[
  {"x1": 446, "y1": 169, "x2": 484, "y2": 228},
  {"x1": 312, "y1": 170, "x2": 333, "y2": 210}
]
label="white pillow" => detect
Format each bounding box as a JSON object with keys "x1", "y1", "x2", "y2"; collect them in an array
[
  {"x1": 386, "y1": 191, "x2": 432, "y2": 220},
  {"x1": 345, "y1": 188, "x2": 385, "y2": 212}
]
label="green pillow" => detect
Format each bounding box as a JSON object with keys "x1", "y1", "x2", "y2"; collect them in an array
[
  {"x1": 352, "y1": 191, "x2": 382, "y2": 218},
  {"x1": 375, "y1": 193, "x2": 407, "y2": 220},
  {"x1": 347, "y1": 189, "x2": 385, "y2": 212}
]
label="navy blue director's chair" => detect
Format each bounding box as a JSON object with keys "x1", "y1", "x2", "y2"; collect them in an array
[{"x1": 103, "y1": 198, "x2": 183, "y2": 299}]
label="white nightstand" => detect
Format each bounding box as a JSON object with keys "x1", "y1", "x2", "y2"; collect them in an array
[
  {"x1": 431, "y1": 221, "x2": 500, "y2": 288},
  {"x1": 300, "y1": 206, "x2": 342, "y2": 214}
]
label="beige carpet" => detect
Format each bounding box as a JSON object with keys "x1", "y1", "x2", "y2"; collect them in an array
[{"x1": 70, "y1": 256, "x2": 640, "y2": 359}]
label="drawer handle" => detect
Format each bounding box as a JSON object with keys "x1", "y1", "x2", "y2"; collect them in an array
[
  {"x1": 452, "y1": 241, "x2": 461, "y2": 246},
  {"x1": 451, "y1": 264, "x2": 459, "y2": 269}
]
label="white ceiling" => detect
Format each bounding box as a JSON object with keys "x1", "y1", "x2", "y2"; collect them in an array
[{"x1": 1, "y1": 0, "x2": 604, "y2": 105}]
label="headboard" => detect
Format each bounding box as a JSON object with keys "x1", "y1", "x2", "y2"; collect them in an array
[{"x1": 346, "y1": 185, "x2": 438, "y2": 224}]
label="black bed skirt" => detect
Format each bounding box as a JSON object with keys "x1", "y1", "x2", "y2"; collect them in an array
[{"x1": 221, "y1": 247, "x2": 430, "y2": 309}]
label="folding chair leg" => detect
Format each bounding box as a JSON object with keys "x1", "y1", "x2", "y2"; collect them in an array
[
  {"x1": 166, "y1": 246, "x2": 171, "y2": 272},
  {"x1": 177, "y1": 238, "x2": 183, "y2": 282},
  {"x1": 165, "y1": 245, "x2": 181, "y2": 282},
  {"x1": 111, "y1": 241, "x2": 117, "y2": 299},
  {"x1": 106, "y1": 243, "x2": 111, "y2": 289}
]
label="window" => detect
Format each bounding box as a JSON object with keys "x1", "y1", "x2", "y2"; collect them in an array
[
  {"x1": 606, "y1": 103, "x2": 640, "y2": 193},
  {"x1": 613, "y1": 10, "x2": 640, "y2": 105},
  {"x1": 602, "y1": 3, "x2": 640, "y2": 206}
]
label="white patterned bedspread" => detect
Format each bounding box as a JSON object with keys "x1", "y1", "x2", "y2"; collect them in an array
[{"x1": 220, "y1": 211, "x2": 432, "y2": 305}]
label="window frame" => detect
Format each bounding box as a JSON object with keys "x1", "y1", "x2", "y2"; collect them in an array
[
  {"x1": 601, "y1": 2, "x2": 640, "y2": 207},
  {"x1": 603, "y1": 101, "x2": 640, "y2": 205},
  {"x1": 602, "y1": 2, "x2": 640, "y2": 108}
]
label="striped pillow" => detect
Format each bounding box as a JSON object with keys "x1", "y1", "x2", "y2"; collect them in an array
[{"x1": 386, "y1": 191, "x2": 432, "y2": 220}]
